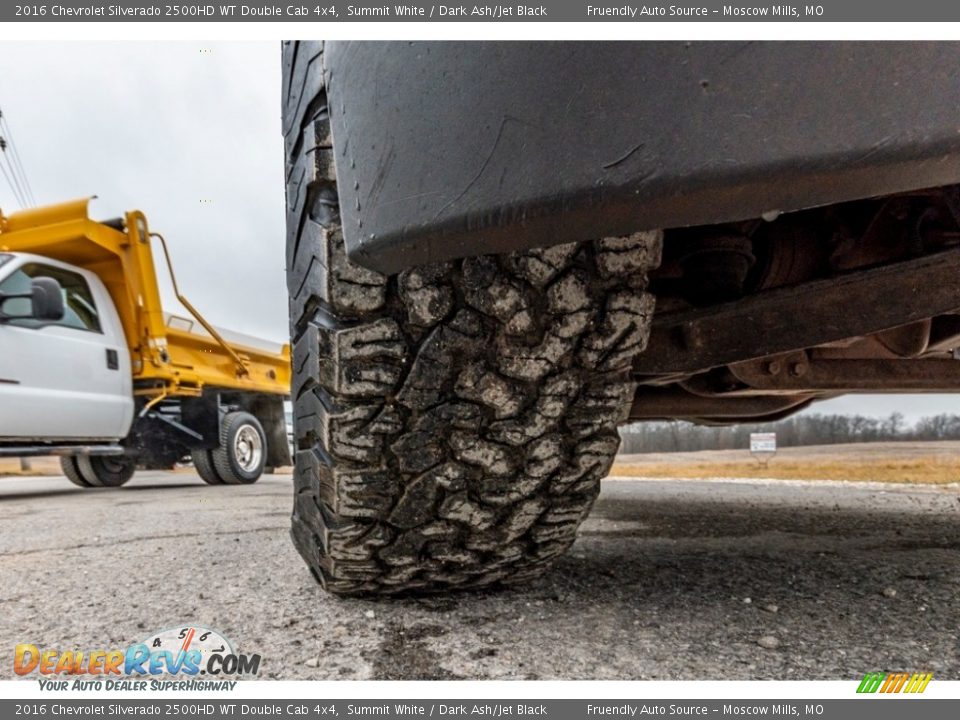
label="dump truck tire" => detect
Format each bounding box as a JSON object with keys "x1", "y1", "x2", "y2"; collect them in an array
[
  {"x1": 77, "y1": 455, "x2": 136, "y2": 487},
  {"x1": 283, "y1": 42, "x2": 662, "y2": 594},
  {"x1": 61, "y1": 456, "x2": 93, "y2": 488},
  {"x1": 192, "y1": 449, "x2": 224, "y2": 485},
  {"x1": 212, "y1": 411, "x2": 266, "y2": 485}
]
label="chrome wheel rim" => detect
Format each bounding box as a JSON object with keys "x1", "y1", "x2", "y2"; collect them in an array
[{"x1": 234, "y1": 424, "x2": 263, "y2": 472}]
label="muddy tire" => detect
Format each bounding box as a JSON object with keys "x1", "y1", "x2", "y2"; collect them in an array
[
  {"x1": 77, "y1": 455, "x2": 136, "y2": 488},
  {"x1": 192, "y1": 449, "x2": 224, "y2": 485},
  {"x1": 283, "y1": 42, "x2": 662, "y2": 594},
  {"x1": 61, "y1": 456, "x2": 93, "y2": 488}
]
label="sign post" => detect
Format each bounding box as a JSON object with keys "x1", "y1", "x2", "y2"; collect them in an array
[{"x1": 749, "y1": 432, "x2": 777, "y2": 467}]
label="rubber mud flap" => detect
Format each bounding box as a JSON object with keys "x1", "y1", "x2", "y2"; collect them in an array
[{"x1": 324, "y1": 41, "x2": 960, "y2": 274}]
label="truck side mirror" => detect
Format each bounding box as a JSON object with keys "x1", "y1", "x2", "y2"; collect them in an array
[
  {"x1": 30, "y1": 277, "x2": 65, "y2": 321},
  {"x1": 0, "y1": 276, "x2": 64, "y2": 322}
]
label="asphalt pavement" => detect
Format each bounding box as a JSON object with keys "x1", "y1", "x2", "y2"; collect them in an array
[{"x1": 1, "y1": 472, "x2": 958, "y2": 680}]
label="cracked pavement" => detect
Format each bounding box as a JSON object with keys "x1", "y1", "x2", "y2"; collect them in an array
[{"x1": 1, "y1": 472, "x2": 958, "y2": 680}]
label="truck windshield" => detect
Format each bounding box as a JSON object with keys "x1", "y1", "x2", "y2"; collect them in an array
[{"x1": 0, "y1": 253, "x2": 11, "y2": 270}]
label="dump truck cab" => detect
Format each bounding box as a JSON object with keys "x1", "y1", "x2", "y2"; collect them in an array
[
  {"x1": 0, "y1": 250, "x2": 134, "y2": 441},
  {"x1": 0, "y1": 199, "x2": 292, "y2": 487}
]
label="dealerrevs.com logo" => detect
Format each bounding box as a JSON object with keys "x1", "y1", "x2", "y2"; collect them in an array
[{"x1": 15, "y1": 625, "x2": 260, "y2": 691}]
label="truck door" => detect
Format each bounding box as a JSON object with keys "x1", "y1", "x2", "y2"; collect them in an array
[{"x1": 0, "y1": 260, "x2": 133, "y2": 441}]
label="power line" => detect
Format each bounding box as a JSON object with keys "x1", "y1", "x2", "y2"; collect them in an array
[
  {"x1": 0, "y1": 108, "x2": 36, "y2": 206},
  {"x1": 0, "y1": 150, "x2": 26, "y2": 208},
  {"x1": 0, "y1": 136, "x2": 29, "y2": 208},
  {"x1": 0, "y1": 113, "x2": 35, "y2": 205},
  {"x1": 0, "y1": 110, "x2": 36, "y2": 205}
]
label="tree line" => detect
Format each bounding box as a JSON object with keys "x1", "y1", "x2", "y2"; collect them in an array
[{"x1": 618, "y1": 412, "x2": 960, "y2": 454}]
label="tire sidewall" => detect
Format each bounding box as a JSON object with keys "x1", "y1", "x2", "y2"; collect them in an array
[
  {"x1": 78, "y1": 455, "x2": 136, "y2": 487},
  {"x1": 221, "y1": 414, "x2": 266, "y2": 483},
  {"x1": 61, "y1": 456, "x2": 93, "y2": 488}
]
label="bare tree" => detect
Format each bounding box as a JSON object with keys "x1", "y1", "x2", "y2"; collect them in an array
[{"x1": 619, "y1": 412, "x2": 960, "y2": 454}]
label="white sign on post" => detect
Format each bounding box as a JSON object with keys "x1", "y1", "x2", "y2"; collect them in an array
[{"x1": 750, "y1": 433, "x2": 777, "y2": 454}]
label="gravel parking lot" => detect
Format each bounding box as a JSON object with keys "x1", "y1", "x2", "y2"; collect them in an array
[{"x1": 1, "y1": 472, "x2": 958, "y2": 680}]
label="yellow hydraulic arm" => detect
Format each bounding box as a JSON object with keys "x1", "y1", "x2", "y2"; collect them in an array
[{"x1": 0, "y1": 198, "x2": 290, "y2": 401}]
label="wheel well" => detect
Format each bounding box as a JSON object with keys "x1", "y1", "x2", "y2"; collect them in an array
[{"x1": 129, "y1": 391, "x2": 291, "y2": 468}]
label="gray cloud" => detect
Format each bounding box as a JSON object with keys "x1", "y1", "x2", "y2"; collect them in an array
[{"x1": 0, "y1": 42, "x2": 286, "y2": 342}]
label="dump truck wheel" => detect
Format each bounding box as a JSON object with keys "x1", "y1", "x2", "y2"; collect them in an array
[
  {"x1": 77, "y1": 455, "x2": 136, "y2": 487},
  {"x1": 191, "y1": 449, "x2": 224, "y2": 485},
  {"x1": 212, "y1": 411, "x2": 266, "y2": 485},
  {"x1": 61, "y1": 457, "x2": 93, "y2": 488},
  {"x1": 282, "y1": 42, "x2": 662, "y2": 595}
]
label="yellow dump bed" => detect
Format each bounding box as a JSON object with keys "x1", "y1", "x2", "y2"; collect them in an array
[{"x1": 0, "y1": 198, "x2": 290, "y2": 401}]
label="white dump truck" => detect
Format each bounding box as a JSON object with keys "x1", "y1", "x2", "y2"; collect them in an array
[{"x1": 0, "y1": 198, "x2": 291, "y2": 487}]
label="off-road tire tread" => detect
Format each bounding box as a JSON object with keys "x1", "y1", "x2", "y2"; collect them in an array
[{"x1": 283, "y1": 41, "x2": 662, "y2": 595}]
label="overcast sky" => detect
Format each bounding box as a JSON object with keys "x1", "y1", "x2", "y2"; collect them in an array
[
  {"x1": 0, "y1": 42, "x2": 956, "y2": 422},
  {"x1": 0, "y1": 42, "x2": 286, "y2": 342}
]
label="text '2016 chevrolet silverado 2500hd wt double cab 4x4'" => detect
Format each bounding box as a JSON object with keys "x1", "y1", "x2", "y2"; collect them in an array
[
  {"x1": 0, "y1": 198, "x2": 291, "y2": 487},
  {"x1": 282, "y1": 41, "x2": 960, "y2": 595}
]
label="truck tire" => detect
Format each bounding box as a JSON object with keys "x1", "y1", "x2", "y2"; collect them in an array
[
  {"x1": 191, "y1": 449, "x2": 224, "y2": 485},
  {"x1": 61, "y1": 456, "x2": 93, "y2": 488},
  {"x1": 211, "y1": 411, "x2": 266, "y2": 485},
  {"x1": 283, "y1": 43, "x2": 662, "y2": 594},
  {"x1": 76, "y1": 455, "x2": 136, "y2": 487}
]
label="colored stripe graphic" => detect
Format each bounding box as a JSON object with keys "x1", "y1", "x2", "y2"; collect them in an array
[
  {"x1": 905, "y1": 673, "x2": 934, "y2": 693},
  {"x1": 857, "y1": 672, "x2": 932, "y2": 694},
  {"x1": 857, "y1": 673, "x2": 885, "y2": 693}
]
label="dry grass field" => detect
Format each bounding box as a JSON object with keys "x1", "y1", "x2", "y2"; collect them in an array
[
  {"x1": 3, "y1": 442, "x2": 960, "y2": 484},
  {"x1": 0, "y1": 456, "x2": 61, "y2": 477},
  {"x1": 611, "y1": 441, "x2": 960, "y2": 484}
]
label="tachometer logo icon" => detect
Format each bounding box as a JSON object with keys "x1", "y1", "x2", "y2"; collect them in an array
[{"x1": 141, "y1": 626, "x2": 235, "y2": 674}]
